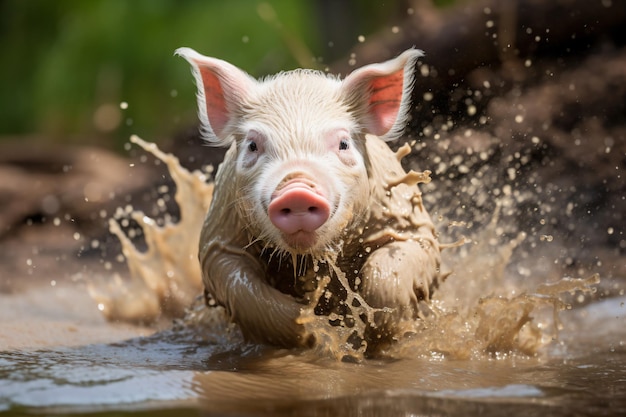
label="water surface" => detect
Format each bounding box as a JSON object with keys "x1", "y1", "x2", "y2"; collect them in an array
[{"x1": 1, "y1": 288, "x2": 624, "y2": 416}]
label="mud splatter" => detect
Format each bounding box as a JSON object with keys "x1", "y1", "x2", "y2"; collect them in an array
[
  {"x1": 88, "y1": 135, "x2": 213, "y2": 324},
  {"x1": 91, "y1": 137, "x2": 600, "y2": 360}
]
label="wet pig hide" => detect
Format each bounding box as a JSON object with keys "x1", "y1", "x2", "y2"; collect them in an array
[{"x1": 177, "y1": 48, "x2": 442, "y2": 352}]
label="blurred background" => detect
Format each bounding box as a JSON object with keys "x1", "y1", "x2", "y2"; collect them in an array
[{"x1": 1, "y1": 0, "x2": 444, "y2": 149}]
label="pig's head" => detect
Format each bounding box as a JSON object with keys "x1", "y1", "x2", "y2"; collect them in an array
[{"x1": 176, "y1": 48, "x2": 422, "y2": 256}]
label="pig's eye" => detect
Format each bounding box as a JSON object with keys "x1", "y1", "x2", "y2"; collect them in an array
[
  {"x1": 338, "y1": 139, "x2": 349, "y2": 151},
  {"x1": 239, "y1": 130, "x2": 265, "y2": 169}
]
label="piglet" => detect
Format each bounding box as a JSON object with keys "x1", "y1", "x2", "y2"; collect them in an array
[{"x1": 176, "y1": 47, "x2": 442, "y2": 353}]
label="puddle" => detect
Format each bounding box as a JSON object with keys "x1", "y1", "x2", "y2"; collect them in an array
[{"x1": 0, "y1": 297, "x2": 624, "y2": 415}]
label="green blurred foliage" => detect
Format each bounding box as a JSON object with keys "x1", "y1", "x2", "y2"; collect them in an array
[
  {"x1": 0, "y1": 0, "x2": 414, "y2": 149},
  {"x1": 432, "y1": 0, "x2": 457, "y2": 7}
]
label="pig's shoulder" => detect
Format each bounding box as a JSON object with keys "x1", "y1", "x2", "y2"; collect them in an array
[
  {"x1": 199, "y1": 143, "x2": 246, "y2": 245},
  {"x1": 361, "y1": 134, "x2": 434, "y2": 244},
  {"x1": 364, "y1": 134, "x2": 407, "y2": 178}
]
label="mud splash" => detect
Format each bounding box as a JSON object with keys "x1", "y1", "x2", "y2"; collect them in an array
[
  {"x1": 91, "y1": 136, "x2": 600, "y2": 361},
  {"x1": 88, "y1": 135, "x2": 213, "y2": 324}
]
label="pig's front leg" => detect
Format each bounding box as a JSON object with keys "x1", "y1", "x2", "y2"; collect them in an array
[
  {"x1": 359, "y1": 238, "x2": 440, "y2": 344},
  {"x1": 201, "y1": 242, "x2": 311, "y2": 347}
]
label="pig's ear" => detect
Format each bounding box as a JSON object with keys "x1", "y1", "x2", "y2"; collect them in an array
[
  {"x1": 175, "y1": 47, "x2": 256, "y2": 146},
  {"x1": 341, "y1": 48, "x2": 423, "y2": 141}
]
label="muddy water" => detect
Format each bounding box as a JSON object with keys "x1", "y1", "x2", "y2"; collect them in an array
[
  {"x1": 0, "y1": 296, "x2": 624, "y2": 416},
  {"x1": 1, "y1": 137, "x2": 625, "y2": 416}
]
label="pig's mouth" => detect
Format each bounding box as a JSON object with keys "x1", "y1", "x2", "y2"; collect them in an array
[
  {"x1": 268, "y1": 177, "x2": 333, "y2": 252},
  {"x1": 281, "y1": 230, "x2": 320, "y2": 252}
]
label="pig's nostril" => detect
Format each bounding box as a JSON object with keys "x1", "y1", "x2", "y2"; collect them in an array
[
  {"x1": 281, "y1": 206, "x2": 318, "y2": 215},
  {"x1": 268, "y1": 187, "x2": 331, "y2": 235}
]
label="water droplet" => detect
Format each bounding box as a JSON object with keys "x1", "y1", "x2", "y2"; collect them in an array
[
  {"x1": 507, "y1": 167, "x2": 517, "y2": 180},
  {"x1": 94, "y1": 103, "x2": 122, "y2": 132},
  {"x1": 42, "y1": 195, "x2": 60, "y2": 215}
]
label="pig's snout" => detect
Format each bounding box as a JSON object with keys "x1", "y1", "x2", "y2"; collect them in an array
[{"x1": 268, "y1": 181, "x2": 330, "y2": 243}]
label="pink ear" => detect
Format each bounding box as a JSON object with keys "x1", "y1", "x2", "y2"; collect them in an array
[
  {"x1": 342, "y1": 49, "x2": 423, "y2": 140},
  {"x1": 176, "y1": 47, "x2": 255, "y2": 146},
  {"x1": 367, "y1": 69, "x2": 405, "y2": 135},
  {"x1": 196, "y1": 66, "x2": 229, "y2": 138}
]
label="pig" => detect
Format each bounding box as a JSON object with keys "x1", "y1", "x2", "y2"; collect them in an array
[{"x1": 176, "y1": 47, "x2": 442, "y2": 354}]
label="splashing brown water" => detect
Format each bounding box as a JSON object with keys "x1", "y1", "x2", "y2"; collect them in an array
[
  {"x1": 90, "y1": 136, "x2": 599, "y2": 361},
  {"x1": 88, "y1": 135, "x2": 213, "y2": 323}
]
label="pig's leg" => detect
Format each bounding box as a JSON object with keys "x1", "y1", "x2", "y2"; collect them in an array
[
  {"x1": 201, "y1": 243, "x2": 312, "y2": 347},
  {"x1": 358, "y1": 239, "x2": 440, "y2": 346}
]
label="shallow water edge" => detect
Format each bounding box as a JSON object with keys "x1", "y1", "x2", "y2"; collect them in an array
[{"x1": 0, "y1": 295, "x2": 624, "y2": 416}]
